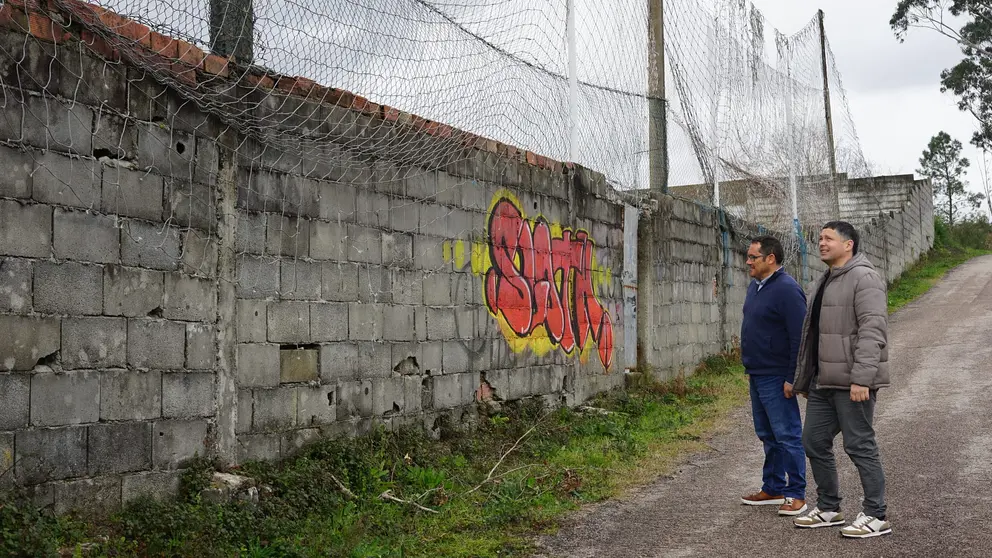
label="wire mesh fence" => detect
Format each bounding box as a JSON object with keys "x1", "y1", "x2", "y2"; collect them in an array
[{"x1": 2, "y1": 0, "x2": 886, "y2": 264}]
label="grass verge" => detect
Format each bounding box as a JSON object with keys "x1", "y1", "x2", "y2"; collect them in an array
[
  {"x1": 886, "y1": 246, "x2": 992, "y2": 313},
  {"x1": 1, "y1": 352, "x2": 749, "y2": 558}
]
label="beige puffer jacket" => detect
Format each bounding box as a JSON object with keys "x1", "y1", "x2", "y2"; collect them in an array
[{"x1": 792, "y1": 253, "x2": 889, "y2": 392}]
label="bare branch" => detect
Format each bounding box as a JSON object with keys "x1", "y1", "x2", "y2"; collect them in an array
[
  {"x1": 329, "y1": 472, "x2": 357, "y2": 500},
  {"x1": 379, "y1": 490, "x2": 440, "y2": 514}
]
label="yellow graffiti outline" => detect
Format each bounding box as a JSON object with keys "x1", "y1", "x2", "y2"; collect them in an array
[{"x1": 442, "y1": 189, "x2": 614, "y2": 369}]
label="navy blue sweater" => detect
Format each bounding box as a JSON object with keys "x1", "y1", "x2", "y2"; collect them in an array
[{"x1": 741, "y1": 268, "x2": 808, "y2": 377}]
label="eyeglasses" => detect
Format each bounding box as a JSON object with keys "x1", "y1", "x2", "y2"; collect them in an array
[{"x1": 746, "y1": 254, "x2": 768, "y2": 262}]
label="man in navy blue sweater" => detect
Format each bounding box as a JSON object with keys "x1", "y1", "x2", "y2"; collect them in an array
[{"x1": 740, "y1": 235, "x2": 809, "y2": 516}]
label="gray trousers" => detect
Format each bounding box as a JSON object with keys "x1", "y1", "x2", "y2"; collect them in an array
[{"x1": 802, "y1": 387, "x2": 887, "y2": 518}]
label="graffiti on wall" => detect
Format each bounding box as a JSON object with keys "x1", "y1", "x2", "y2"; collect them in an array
[{"x1": 444, "y1": 191, "x2": 615, "y2": 370}]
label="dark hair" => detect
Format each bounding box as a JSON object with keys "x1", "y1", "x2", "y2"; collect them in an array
[
  {"x1": 751, "y1": 235, "x2": 784, "y2": 265},
  {"x1": 822, "y1": 221, "x2": 860, "y2": 255}
]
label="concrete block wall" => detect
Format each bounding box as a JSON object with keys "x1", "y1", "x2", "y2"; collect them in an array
[
  {"x1": 0, "y1": 28, "x2": 218, "y2": 511},
  {"x1": 231, "y1": 132, "x2": 628, "y2": 457},
  {"x1": 641, "y1": 196, "x2": 724, "y2": 379},
  {"x1": 0, "y1": 3, "x2": 933, "y2": 509}
]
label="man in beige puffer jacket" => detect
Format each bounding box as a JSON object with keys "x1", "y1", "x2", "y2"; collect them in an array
[{"x1": 787, "y1": 221, "x2": 892, "y2": 538}]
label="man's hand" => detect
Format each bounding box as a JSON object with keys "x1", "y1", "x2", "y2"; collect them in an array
[
  {"x1": 783, "y1": 382, "x2": 794, "y2": 399},
  {"x1": 850, "y1": 384, "x2": 870, "y2": 402}
]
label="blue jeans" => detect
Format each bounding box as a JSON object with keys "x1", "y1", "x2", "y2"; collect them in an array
[{"x1": 749, "y1": 374, "x2": 806, "y2": 499}]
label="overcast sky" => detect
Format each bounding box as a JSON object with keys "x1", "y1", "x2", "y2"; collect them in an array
[{"x1": 748, "y1": 0, "x2": 990, "y2": 207}]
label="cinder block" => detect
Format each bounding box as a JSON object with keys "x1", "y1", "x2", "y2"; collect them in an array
[
  {"x1": 317, "y1": 181, "x2": 357, "y2": 223},
  {"x1": 0, "y1": 146, "x2": 33, "y2": 199},
  {"x1": 336, "y1": 379, "x2": 373, "y2": 420},
  {"x1": 152, "y1": 419, "x2": 210, "y2": 469},
  {"x1": 22, "y1": 96, "x2": 93, "y2": 155},
  {"x1": 355, "y1": 191, "x2": 389, "y2": 228},
  {"x1": 357, "y1": 264, "x2": 391, "y2": 304},
  {"x1": 346, "y1": 224, "x2": 382, "y2": 264},
  {"x1": 0, "y1": 314, "x2": 60, "y2": 371},
  {"x1": 453, "y1": 307, "x2": 477, "y2": 340},
  {"x1": 280, "y1": 260, "x2": 322, "y2": 300},
  {"x1": 420, "y1": 341, "x2": 443, "y2": 375},
  {"x1": 268, "y1": 301, "x2": 310, "y2": 343},
  {"x1": 281, "y1": 428, "x2": 321, "y2": 457},
  {"x1": 405, "y1": 169, "x2": 436, "y2": 200},
  {"x1": 30, "y1": 371, "x2": 100, "y2": 426},
  {"x1": 280, "y1": 347, "x2": 318, "y2": 383},
  {"x1": 297, "y1": 384, "x2": 336, "y2": 427},
  {"x1": 413, "y1": 235, "x2": 448, "y2": 271},
  {"x1": 34, "y1": 261, "x2": 103, "y2": 315},
  {"x1": 373, "y1": 377, "x2": 407, "y2": 417},
  {"x1": 103, "y1": 265, "x2": 164, "y2": 317},
  {"x1": 0, "y1": 149, "x2": 35, "y2": 203},
  {"x1": 348, "y1": 302, "x2": 383, "y2": 341},
  {"x1": 421, "y1": 274, "x2": 451, "y2": 307},
  {"x1": 53, "y1": 208, "x2": 120, "y2": 264},
  {"x1": 53, "y1": 476, "x2": 122, "y2": 516},
  {"x1": 358, "y1": 342, "x2": 392, "y2": 378},
  {"x1": 310, "y1": 302, "x2": 348, "y2": 342},
  {"x1": 236, "y1": 433, "x2": 281, "y2": 463},
  {"x1": 451, "y1": 273, "x2": 478, "y2": 306},
  {"x1": 309, "y1": 220, "x2": 347, "y2": 261},
  {"x1": 318, "y1": 343, "x2": 359, "y2": 381},
  {"x1": 431, "y1": 373, "x2": 471, "y2": 409},
  {"x1": 383, "y1": 305, "x2": 415, "y2": 342},
  {"x1": 163, "y1": 273, "x2": 216, "y2": 322},
  {"x1": 186, "y1": 323, "x2": 216, "y2": 370},
  {"x1": 92, "y1": 111, "x2": 136, "y2": 160},
  {"x1": 100, "y1": 370, "x2": 162, "y2": 421},
  {"x1": 0, "y1": 258, "x2": 32, "y2": 313},
  {"x1": 88, "y1": 422, "x2": 152, "y2": 475},
  {"x1": 236, "y1": 212, "x2": 267, "y2": 255},
  {"x1": 163, "y1": 372, "x2": 215, "y2": 418},
  {"x1": 0, "y1": 199, "x2": 52, "y2": 258},
  {"x1": 236, "y1": 299, "x2": 267, "y2": 343},
  {"x1": 166, "y1": 179, "x2": 214, "y2": 232},
  {"x1": 426, "y1": 307, "x2": 456, "y2": 340},
  {"x1": 382, "y1": 232, "x2": 414, "y2": 268},
  {"x1": 32, "y1": 152, "x2": 100, "y2": 209},
  {"x1": 236, "y1": 255, "x2": 280, "y2": 298},
  {"x1": 321, "y1": 261, "x2": 359, "y2": 302},
  {"x1": 390, "y1": 270, "x2": 423, "y2": 306},
  {"x1": 181, "y1": 230, "x2": 218, "y2": 278},
  {"x1": 15, "y1": 426, "x2": 87, "y2": 483},
  {"x1": 121, "y1": 220, "x2": 182, "y2": 271},
  {"x1": 128, "y1": 319, "x2": 185, "y2": 369},
  {"x1": 122, "y1": 471, "x2": 181, "y2": 503},
  {"x1": 266, "y1": 215, "x2": 310, "y2": 257},
  {"x1": 252, "y1": 387, "x2": 298, "y2": 432},
  {"x1": 61, "y1": 317, "x2": 127, "y2": 369},
  {"x1": 136, "y1": 122, "x2": 195, "y2": 179},
  {"x1": 442, "y1": 340, "x2": 471, "y2": 374},
  {"x1": 0, "y1": 374, "x2": 30, "y2": 429},
  {"x1": 236, "y1": 343, "x2": 280, "y2": 387},
  {"x1": 237, "y1": 388, "x2": 253, "y2": 434}
]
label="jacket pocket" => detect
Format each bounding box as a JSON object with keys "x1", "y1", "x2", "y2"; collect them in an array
[{"x1": 842, "y1": 336, "x2": 855, "y2": 368}]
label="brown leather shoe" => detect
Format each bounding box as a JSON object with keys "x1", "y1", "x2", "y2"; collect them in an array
[
  {"x1": 740, "y1": 490, "x2": 785, "y2": 506},
  {"x1": 778, "y1": 497, "x2": 808, "y2": 516}
]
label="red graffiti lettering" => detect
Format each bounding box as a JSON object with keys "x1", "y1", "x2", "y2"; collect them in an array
[{"x1": 484, "y1": 197, "x2": 614, "y2": 370}]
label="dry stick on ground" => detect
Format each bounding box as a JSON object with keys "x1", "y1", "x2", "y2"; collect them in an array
[
  {"x1": 380, "y1": 490, "x2": 440, "y2": 514},
  {"x1": 465, "y1": 414, "x2": 550, "y2": 496},
  {"x1": 329, "y1": 472, "x2": 357, "y2": 500}
]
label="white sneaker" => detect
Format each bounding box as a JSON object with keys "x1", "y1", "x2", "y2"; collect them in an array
[
  {"x1": 793, "y1": 507, "x2": 845, "y2": 528},
  {"x1": 840, "y1": 512, "x2": 892, "y2": 538}
]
